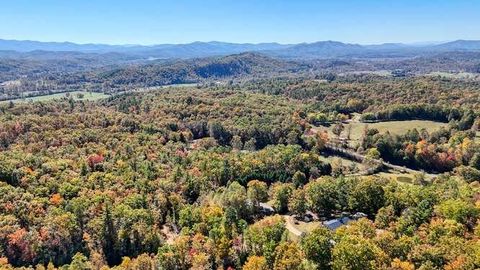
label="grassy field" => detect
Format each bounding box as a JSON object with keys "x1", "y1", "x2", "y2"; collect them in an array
[
  {"x1": 1, "y1": 91, "x2": 110, "y2": 104},
  {"x1": 375, "y1": 168, "x2": 438, "y2": 183},
  {"x1": 348, "y1": 120, "x2": 447, "y2": 140},
  {"x1": 316, "y1": 120, "x2": 447, "y2": 145},
  {"x1": 340, "y1": 70, "x2": 392, "y2": 77},
  {"x1": 161, "y1": 83, "x2": 199, "y2": 88},
  {"x1": 426, "y1": 72, "x2": 480, "y2": 80},
  {"x1": 375, "y1": 171, "x2": 415, "y2": 184},
  {"x1": 318, "y1": 155, "x2": 367, "y2": 173},
  {"x1": 313, "y1": 118, "x2": 445, "y2": 182}
]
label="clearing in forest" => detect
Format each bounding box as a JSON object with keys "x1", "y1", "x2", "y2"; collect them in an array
[{"x1": 0, "y1": 91, "x2": 110, "y2": 104}]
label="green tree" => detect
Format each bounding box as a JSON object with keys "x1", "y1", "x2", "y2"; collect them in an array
[
  {"x1": 244, "y1": 215, "x2": 286, "y2": 267},
  {"x1": 245, "y1": 138, "x2": 257, "y2": 151},
  {"x1": 301, "y1": 227, "x2": 333, "y2": 269},
  {"x1": 208, "y1": 121, "x2": 231, "y2": 145},
  {"x1": 332, "y1": 235, "x2": 384, "y2": 270},
  {"x1": 271, "y1": 183, "x2": 294, "y2": 213},
  {"x1": 305, "y1": 178, "x2": 337, "y2": 216},
  {"x1": 365, "y1": 148, "x2": 381, "y2": 160},
  {"x1": 435, "y1": 199, "x2": 479, "y2": 224},
  {"x1": 292, "y1": 171, "x2": 307, "y2": 188},
  {"x1": 470, "y1": 153, "x2": 480, "y2": 170},
  {"x1": 248, "y1": 180, "x2": 269, "y2": 210},
  {"x1": 375, "y1": 205, "x2": 396, "y2": 229},
  {"x1": 286, "y1": 130, "x2": 301, "y2": 145},
  {"x1": 68, "y1": 253, "x2": 91, "y2": 270},
  {"x1": 454, "y1": 166, "x2": 480, "y2": 183},
  {"x1": 231, "y1": 135, "x2": 244, "y2": 150},
  {"x1": 102, "y1": 203, "x2": 120, "y2": 265},
  {"x1": 274, "y1": 242, "x2": 305, "y2": 270},
  {"x1": 348, "y1": 178, "x2": 385, "y2": 217},
  {"x1": 222, "y1": 182, "x2": 250, "y2": 219},
  {"x1": 288, "y1": 189, "x2": 307, "y2": 217}
]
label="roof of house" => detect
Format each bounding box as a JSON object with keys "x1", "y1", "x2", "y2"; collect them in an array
[
  {"x1": 323, "y1": 217, "x2": 352, "y2": 230},
  {"x1": 259, "y1": 202, "x2": 274, "y2": 212},
  {"x1": 352, "y1": 212, "x2": 368, "y2": 219}
]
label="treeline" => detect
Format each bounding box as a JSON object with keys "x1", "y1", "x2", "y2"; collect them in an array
[
  {"x1": 359, "y1": 125, "x2": 480, "y2": 173},
  {"x1": 360, "y1": 104, "x2": 476, "y2": 127},
  {"x1": 239, "y1": 75, "x2": 480, "y2": 112}
]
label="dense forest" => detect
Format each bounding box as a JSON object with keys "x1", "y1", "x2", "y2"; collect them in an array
[{"x1": 0, "y1": 85, "x2": 479, "y2": 269}]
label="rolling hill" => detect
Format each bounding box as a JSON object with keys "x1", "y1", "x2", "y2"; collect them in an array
[{"x1": 94, "y1": 52, "x2": 308, "y2": 86}]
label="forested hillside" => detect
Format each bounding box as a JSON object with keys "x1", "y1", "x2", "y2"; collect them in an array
[
  {"x1": 1, "y1": 43, "x2": 480, "y2": 102},
  {"x1": 0, "y1": 86, "x2": 480, "y2": 269},
  {"x1": 0, "y1": 53, "x2": 309, "y2": 100},
  {"x1": 1, "y1": 37, "x2": 480, "y2": 270},
  {"x1": 2, "y1": 0, "x2": 480, "y2": 269}
]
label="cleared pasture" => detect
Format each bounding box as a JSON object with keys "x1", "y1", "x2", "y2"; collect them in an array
[
  {"x1": 0, "y1": 91, "x2": 110, "y2": 104},
  {"x1": 348, "y1": 120, "x2": 448, "y2": 141},
  {"x1": 315, "y1": 120, "x2": 448, "y2": 144}
]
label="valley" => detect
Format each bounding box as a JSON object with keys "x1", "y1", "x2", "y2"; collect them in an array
[{"x1": 0, "y1": 37, "x2": 480, "y2": 270}]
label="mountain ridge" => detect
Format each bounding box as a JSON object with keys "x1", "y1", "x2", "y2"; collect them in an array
[{"x1": 1, "y1": 39, "x2": 480, "y2": 59}]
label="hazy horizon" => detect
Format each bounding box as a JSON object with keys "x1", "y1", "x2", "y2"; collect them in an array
[{"x1": 0, "y1": 37, "x2": 462, "y2": 47}]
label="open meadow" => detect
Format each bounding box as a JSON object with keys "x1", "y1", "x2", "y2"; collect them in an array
[
  {"x1": 315, "y1": 120, "x2": 448, "y2": 145},
  {"x1": 0, "y1": 91, "x2": 110, "y2": 104}
]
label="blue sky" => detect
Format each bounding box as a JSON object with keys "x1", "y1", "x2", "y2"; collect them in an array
[{"x1": 0, "y1": 0, "x2": 479, "y2": 45}]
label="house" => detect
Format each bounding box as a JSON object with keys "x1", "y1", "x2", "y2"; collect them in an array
[
  {"x1": 352, "y1": 212, "x2": 368, "y2": 220},
  {"x1": 259, "y1": 202, "x2": 275, "y2": 215},
  {"x1": 392, "y1": 69, "x2": 407, "y2": 77},
  {"x1": 305, "y1": 211, "x2": 319, "y2": 221},
  {"x1": 323, "y1": 216, "x2": 352, "y2": 230}
]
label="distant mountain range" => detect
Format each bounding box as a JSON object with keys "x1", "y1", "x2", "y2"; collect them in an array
[
  {"x1": 0, "y1": 39, "x2": 290, "y2": 58},
  {"x1": 268, "y1": 40, "x2": 480, "y2": 59},
  {"x1": 1, "y1": 38, "x2": 480, "y2": 60}
]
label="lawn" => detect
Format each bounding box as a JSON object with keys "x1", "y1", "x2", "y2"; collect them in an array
[
  {"x1": 1, "y1": 91, "x2": 110, "y2": 104},
  {"x1": 312, "y1": 119, "x2": 446, "y2": 181}
]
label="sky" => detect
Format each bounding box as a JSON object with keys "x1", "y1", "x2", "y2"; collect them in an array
[{"x1": 0, "y1": 0, "x2": 479, "y2": 45}]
